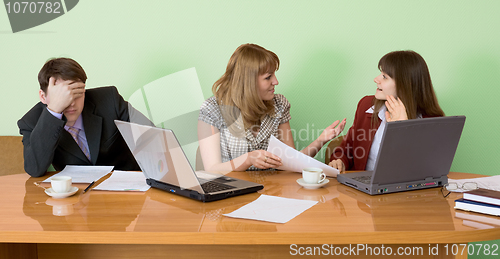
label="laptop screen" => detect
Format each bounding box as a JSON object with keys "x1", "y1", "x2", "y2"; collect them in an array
[
  {"x1": 371, "y1": 116, "x2": 465, "y2": 185},
  {"x1": 115, "y1": 120, "x2": 205, "y2": 194}
]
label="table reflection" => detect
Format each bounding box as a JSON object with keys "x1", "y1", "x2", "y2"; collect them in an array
[
  {"x1": 45, "y1": 197, "x2": 78, "y2": 216},
  {"x1": 23, "y1": 177, "x2": 146, "y2": 231},
  {"x1": 21, "y1": 171, "x2": 457, "y2": 234},
  {"x1": 337, "y1": 184, "x2": 455, "y2": 231},
  {"x1": 135, "y1": 187, "x2": 277, "y2": 232}
]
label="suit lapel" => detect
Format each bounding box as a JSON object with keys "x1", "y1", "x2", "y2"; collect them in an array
[
  {"x1": 58, "y1": 130, "x2": 90, "y2": 163},
  {"x1": 82, "y1": 101, "x2": 102, "y2": 165},
  {"x1": 53, "y1": 103, "x2": 89, "y2": 163}
]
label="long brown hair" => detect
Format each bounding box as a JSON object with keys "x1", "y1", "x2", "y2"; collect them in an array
[
  {"x1": 213, "y1": 44, "x2": 280, "y2": 130},
  {"x1": 372, "y1": 50, "x2": 444, "y2": 125}
]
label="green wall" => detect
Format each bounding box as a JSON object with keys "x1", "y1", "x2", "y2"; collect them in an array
[
  {"x1": 3, "y1": 0, "x2": 499, "y2": 175},
  {"x1": 1, "y1": 1, "x2": 499, "y2": 256}
]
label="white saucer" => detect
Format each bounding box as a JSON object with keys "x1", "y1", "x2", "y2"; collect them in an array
[
  {"x1": 44, "y1": 186, "x2": 79, "y2": 199},
  {"x1": 296, "y1": 178, "x2": 329, "y2": 189}
]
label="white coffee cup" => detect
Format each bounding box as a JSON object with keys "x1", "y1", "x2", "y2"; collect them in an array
[
  {"x1": 302, "y1": 167, "x2": 326, "y2": 184},
  {"x1": 51, "y1": 176, "x2": 72, "y2": 193}
]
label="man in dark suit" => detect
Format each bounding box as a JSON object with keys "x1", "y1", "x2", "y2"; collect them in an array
[{"x1": 18, "y1": 58, "x2": 149, "y2": 177}]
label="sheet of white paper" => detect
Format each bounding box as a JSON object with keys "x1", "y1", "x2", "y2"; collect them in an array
[
  {"x1": 43, "y1": 165, "x2": 114, "y2": 183},
  {"x1": 267, "y1": 135, "x2": 339, "y2": 177},
  {"x1": 448, "y1": 175, "x2": 500, "y2": 192},
  {"x1": 93, "y1": 171, "x2": 150, "y2": 191},
  {"x1": 223, "y1": 194, "x2": 318, "y2": 224}
]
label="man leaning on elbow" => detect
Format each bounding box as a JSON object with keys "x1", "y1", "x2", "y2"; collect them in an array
[{"x1": 18, "y1": 57, "x2": 150, "y2": 177}]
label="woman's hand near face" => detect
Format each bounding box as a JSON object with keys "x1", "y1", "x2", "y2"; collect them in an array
[
  {"x1": 317, "y1": 118, "x2": 347, "y2": 145},
  {"x1": 328, "y1": 159, "x2": 345, "y2": 174},
  {"x1": 248, "y1": 150, "x2": 282, "y2": 169},
  {"x1": 385, "y1": 95, "x2": 408, "y2": 122}
]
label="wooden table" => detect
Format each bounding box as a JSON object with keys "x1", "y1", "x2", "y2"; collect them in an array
[{"x1": 0, "y1": 171, "x2": 498, "y2": 258}]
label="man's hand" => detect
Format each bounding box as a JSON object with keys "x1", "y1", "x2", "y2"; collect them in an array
[{"x1": 45, "y1": 77, "x2": 85, "y2": 113}]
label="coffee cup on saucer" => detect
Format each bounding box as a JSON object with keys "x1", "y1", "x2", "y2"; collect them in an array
[
  {"x1": 51, "y1": 176, "x2": 72, "y2": 193},
  {"x1": 302, "y1": 167, "x2": 326, "y2": 184}
]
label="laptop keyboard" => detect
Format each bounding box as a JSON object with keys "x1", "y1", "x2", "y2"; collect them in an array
[
  {"x1": 352, "y1": 176, "x2": 372, "y2": 184},
  {"x1": 200, "y1": 181, "x2": 235, "y2": 193}
]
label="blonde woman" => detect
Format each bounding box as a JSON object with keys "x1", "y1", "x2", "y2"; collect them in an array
[{"x1": 198, "y1": 44, "x2": 346, "y2": 171}]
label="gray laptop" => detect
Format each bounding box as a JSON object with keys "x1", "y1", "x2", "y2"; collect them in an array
[
  {"x1": 114, "y1": 120, "x2": 263, "y2": 202},
  {"x1": 336, "y1": 116, "x2": 466, "y2": 195}
]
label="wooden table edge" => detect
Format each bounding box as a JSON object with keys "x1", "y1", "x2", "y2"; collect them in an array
[{"x1": 1, "y1": 229, "x2": 499, "y2": 245}]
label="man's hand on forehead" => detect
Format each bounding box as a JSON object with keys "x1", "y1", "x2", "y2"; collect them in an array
[
  {"x1": 44, "y1": 77, "x2": 86, "y2": 113},
  {"x1": 54, "y1": 77, "x2": 85, "y2": 89}
]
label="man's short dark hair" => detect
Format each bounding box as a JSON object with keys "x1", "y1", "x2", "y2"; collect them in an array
[{"x1": 38, "y1": 58, "x2": 87, "y2": 93}]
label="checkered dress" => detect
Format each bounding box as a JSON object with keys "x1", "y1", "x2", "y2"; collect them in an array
[{"x1": 198, "y1": 94, "x2": 291, "y2": 170}]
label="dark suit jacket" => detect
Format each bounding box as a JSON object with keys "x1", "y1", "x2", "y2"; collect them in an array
[{"x1": 18, "y1": 86, "x2": 141, "y2": 177}]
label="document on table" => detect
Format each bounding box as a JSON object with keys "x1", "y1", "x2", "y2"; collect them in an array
[
  {"x1": 93, "y1": 171, "x2": 150, "y2": 191},
  {"x1": 266, "y1": 135, "x2": 339, "y2": 177},
  {"x1": 449, "y1": 175, "x2": 500, "y2": 192},
  {"x1": 223, "y1": 195, "x2": 318, "y2": 224},
  {"x1": 43, "y1": 165, "x2": 114, "y2": 183}
]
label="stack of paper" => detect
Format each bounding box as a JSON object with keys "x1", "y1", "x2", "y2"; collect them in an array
[
  {"x1": 266, "y1": 135, "x2": 339, "y2": 177},
  {"x1": 448, "y1": 175, "x2": 500, "y2": 192},
  {"x1": 94, "y1": 171, "x2": 150, "y2": 191},
  {"x1": 43, "y1": 165, "x2": 114, "y2": 183}
]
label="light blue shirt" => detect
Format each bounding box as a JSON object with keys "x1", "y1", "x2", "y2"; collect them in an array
[
  {"x1": 365, "y1": 105, "x2": 386, "y2": 171},
  {"x1": 47, "y1": 107, "x2": 91, "y2": 160},
  {"x1": 365, "y1": 106, "x2": 423, "y2": 171}
]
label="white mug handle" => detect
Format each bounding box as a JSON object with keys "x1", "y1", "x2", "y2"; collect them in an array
[{"x1": 318, "y1": 173, "x2": 326, "y2": 183}]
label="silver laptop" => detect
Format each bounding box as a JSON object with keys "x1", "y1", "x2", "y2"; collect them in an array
[
  {"x1": 336, "y1": 116, "x2": 466, "y2": 195},
  {"x1": 114, "y1": 120, "x2": 263, "y2": 202}
]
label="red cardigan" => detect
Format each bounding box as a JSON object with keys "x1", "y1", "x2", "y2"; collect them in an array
[
  {"x1": 330, "y1": 95, "x2": 440, "y2": 170},
  {"x1": 331, "y1": 95, "x2": 379, "y2": 170}
]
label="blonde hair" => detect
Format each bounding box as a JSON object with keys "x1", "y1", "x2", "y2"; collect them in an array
[{"x1": 213, "y1": 44, "x2": 280, "y2": 130}]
